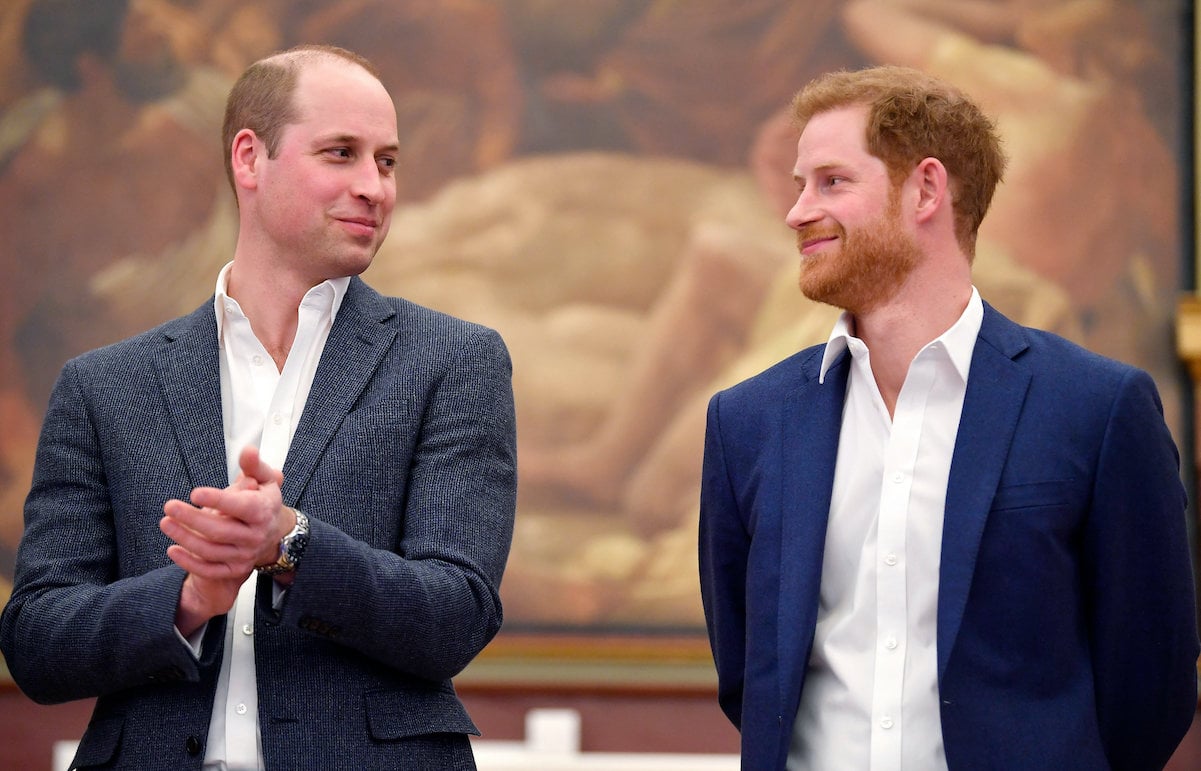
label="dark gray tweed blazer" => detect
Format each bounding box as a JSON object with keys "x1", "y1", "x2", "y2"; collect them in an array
[{"x1": 1, "y1": 277, "x2": 517, "y2": 770}]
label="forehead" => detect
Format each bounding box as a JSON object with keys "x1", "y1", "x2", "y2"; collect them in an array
[
  {"x1": 794, "y1": 104, "x2": 873, "y2": 171},
  {"x1": 288, "y1": 60, "x2": 398, "y2": 142}
]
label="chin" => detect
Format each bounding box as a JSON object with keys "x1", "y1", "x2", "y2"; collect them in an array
[
  {"x1": 339, "y1": 249, "x2": 378, "y2": 277},
  {"x1": 797, "y1": 267, "x2": 834, "y2": 302}
]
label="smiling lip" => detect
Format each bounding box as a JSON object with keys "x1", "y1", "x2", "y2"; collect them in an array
[
  {"x1": 337, "y1": 217, "x2": 380, "y2": 237},
  {"x1": 800, "y1": 235, "x2": 838, "y2": 255}
]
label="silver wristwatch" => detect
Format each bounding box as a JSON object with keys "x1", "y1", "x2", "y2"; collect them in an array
[{"x1": 256, "y1": 509, "x2": 310, "y2": 575}]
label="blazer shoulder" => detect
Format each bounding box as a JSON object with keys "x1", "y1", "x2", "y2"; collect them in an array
[
  {"x1": 392, "y1": 295, "x2": 500, "y2": 340},
  {"x1": 352, "y1": 279, "x2": 505, "y2": 346},
  {"x1": 714, "y1": 342, "x2": 825, "y2": 409},
  {"x1": 978, "y1": 302, "x2": 1153, "y2": 408},
  {"x1": 991, "y1": 315, "x2": 1139, "y2": 385},
  {"x1": 65, "y1": 302, "x2": 214, "y2": 379}
]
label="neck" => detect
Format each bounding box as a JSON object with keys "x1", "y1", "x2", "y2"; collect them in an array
[
  {"x1": 225, "y1": 257, "x2": 318, "y2": 370},
  {"x1": 852, "y1": 268, "x2": 972, "y2": 416}
]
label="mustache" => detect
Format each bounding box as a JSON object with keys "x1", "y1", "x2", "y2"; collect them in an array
[{"x1": 795, "y1": 224, "x2": 843, "y2": 249}]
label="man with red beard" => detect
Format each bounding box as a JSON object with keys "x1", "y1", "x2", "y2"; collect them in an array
[{"x1": 699, "y1": 65, "x2": 1198, "y2": 770}]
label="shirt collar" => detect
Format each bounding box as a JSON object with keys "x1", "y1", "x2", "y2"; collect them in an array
[
  {"x1": 818, "y1": 286, "x2": 984, "y2": 383},
  {"x1": 937, "y1": 285, "x2": 984, "y2": 383},
  {"x1": 213, "y1": 261, "x2": 351, "y2": 342},
  {"x1": 817, "y1": 312, "x2": 854, "y2": 383}
]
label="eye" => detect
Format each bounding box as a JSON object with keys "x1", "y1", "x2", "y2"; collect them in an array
[
  {"x1": 326, "y1": 147, "x2": 352, "y2": 160},
  {"x1": 377, "y1": 156, "x2": 397, "y2": 174}
]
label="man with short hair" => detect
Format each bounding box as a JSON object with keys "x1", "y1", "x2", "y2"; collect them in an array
[
  {"x1": 1, "y1": 44, "x2": 516, "y2": 770},
  {"x1": 699, "y1": 65, "x2": 1198, "y2": 770}
]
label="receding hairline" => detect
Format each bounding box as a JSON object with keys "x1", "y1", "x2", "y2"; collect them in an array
[
  {"x1": 219, "y1": 44, "x2": 387, "y2": 196},
  {"x1": 257, "y1": 44, "x2": 383, "y2": 82}
]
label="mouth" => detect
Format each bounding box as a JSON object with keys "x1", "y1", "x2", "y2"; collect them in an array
[
  {"x1": 336, "y1": 217, "x2": 381, "y2": 238},
  {"x1": 798, "y1": 233, "x2": 838, "y2": 257}
]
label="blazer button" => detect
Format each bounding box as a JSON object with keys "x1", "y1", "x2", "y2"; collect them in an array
[{"x1": 185, "y1": 736, "x2": 202, "y2": 756}]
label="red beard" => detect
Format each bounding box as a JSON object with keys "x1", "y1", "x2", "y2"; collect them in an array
[{"x1": 796, "y1": 199, "x2": 920, "y2": 315}]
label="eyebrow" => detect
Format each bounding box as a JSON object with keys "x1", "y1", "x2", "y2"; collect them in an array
[
  {"x1": 793, "y1": 162, "x2": 848, "y2": 183},
  {"x1": 318, "y1": 133, "x2": 401, "y2": 154}
]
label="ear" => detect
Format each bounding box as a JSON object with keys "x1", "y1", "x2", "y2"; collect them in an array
[
  {"x1": 230, "y1": 128, "x2": 262, "y2": 191},
  {"x1": 911, "y1": 156, "x2": 948, "y2": 226}
]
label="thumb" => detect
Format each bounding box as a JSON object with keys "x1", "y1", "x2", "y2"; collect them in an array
[{"x1": 239, "y1": 445, "x2": 284, "y2": 487}]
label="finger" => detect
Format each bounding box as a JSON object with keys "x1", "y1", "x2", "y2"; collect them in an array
[
  {"x1": 230, "y1": 473, "x2": 261, "y2": 492},
  {"x1": 189, "y1": 484, "x2": 280, "y2": 527},
  {"x1": 166, "y1": 544, "x2": 249, "y2": 581},
  {"x1": 239, "y1": 445, "x2": 284, "y2": 487},
  {"x1": 179, "y1": 487, "x2": 231, "y2": 511},
  {"x1": 160, "y1": 513, "x2": 259, "y2": 567},
  {"x1": 163, "y1": 500, "x2": 247, "y2": 543},
  {"x1": 161, "y1": 525, "x2": 247, "y2": 570}
]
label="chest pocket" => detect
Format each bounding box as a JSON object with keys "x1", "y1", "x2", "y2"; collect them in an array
[{"x1": 990, "y1": 479, "x2": 1081, "y2": 512}]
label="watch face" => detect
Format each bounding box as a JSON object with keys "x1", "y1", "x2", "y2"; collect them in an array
[
  {"x1": 284, "y1": 532, "x2": 309, "y2": 565},
  {"x1": 282, "y1": 511, "x2": 310, "y2": 567},
  {"x1": 258, "y1": 511, "x2": 309, "y2": 574}
]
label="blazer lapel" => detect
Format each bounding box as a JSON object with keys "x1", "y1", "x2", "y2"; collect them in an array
[
  {"x1": 938, "y1": 303, "x2": 1031, "y2": 677},
  {"x1": 778, "y1": 347, "x2": 849, "y2": 716},
  {"x1": 154, "y1": 303, "x2": 229, "y2": 490},
  {"x1": 282, "y1": 277, "x2": 397, "y2": 506}
]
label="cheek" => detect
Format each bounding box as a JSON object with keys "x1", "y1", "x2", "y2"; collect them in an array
[
  {"x1": 280, "y1": 176, "x2": 338, "y2": 219},
  {"x1": 382, "y1": 176, "x2": 398, "y2": 208},
  {"x1": 264, "y1": 190, "x2": 317, "y2": 237},
  {"x1": 378, "y1": 187, "x2": 398, "y2": 226},
  {"x1": 376, "y1": 219, "x2": 393, "y2": 244}
]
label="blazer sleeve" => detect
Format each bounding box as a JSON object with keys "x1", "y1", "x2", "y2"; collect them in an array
[
  {"x1": 699, "y1": 391, "x2": 751, "y2": 729},
  {"x1": 0, "y1": 359, "x2": 223, "y2": 704},
  {"x1": 1084, "y1": 367, "x2": 1199, "y2": 770},
  {"x1": 273, "y1": 325, "x2": 517, "y2": 682}
]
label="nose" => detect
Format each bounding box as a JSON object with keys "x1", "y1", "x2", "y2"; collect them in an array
[
  {"x1": 350, "y1": 160, "x2": 390, "y2": 205},
  {"x1": 785, "y1": 187, "x2": 819, "y2": 231}
]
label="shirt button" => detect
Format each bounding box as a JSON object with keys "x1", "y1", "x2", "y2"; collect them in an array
[
  {"x1": 892, "y1": 471, "x2": 904, "y2": 483},
  {"x1": 252, "y1": 354, "x2": 264, "y2": 366},
  {"x1": 235, "y1": 703, "x2": 248, "y2": 715},
  {"x1": 880, "y1": 716, "x2": 894, "y2": 729},
  {"x1": 884, "y1": 553, "x2": 899, "y2": 566},
  {"x1": 242, "y1": 623, "x2": 254, "y2": 636},
  {"x1": 885, "y1": 637, "x2": 898, "y2": 650},
  {"x1": 272, "y1": 412, "x2": 283, "y2": 425}
]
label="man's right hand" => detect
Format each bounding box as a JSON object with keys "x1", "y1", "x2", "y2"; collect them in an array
[
  {"x1": 160, "y1": 451, "x2": 285, "y2": 635},
  {"x1": 162, "y1": 489, "x2": 258, "y2": 636}
]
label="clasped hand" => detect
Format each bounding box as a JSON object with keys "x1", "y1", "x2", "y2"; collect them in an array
[{"x1": 160, "y1": 446, "x2": 295, "y2": 635}]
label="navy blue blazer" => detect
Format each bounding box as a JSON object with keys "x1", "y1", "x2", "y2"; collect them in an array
[
  {"x1": 700, "y1": 302, "x2": 1199, "y2": 770},
  {"x1": 1, "y1": 277, "x2": 517, "y2": 769}
]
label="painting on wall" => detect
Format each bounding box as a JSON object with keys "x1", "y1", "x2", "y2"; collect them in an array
[{"x1": 0, "y1": 0, "x2": 1190, "y2": 686}]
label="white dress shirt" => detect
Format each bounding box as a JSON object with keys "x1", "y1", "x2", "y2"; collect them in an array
[
  {"x1": 788, "y1": 288, "x2": 983, "y2": 771},
  {"x1": 187, "y1": 262, "x2": 348, "y2": 770}
]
